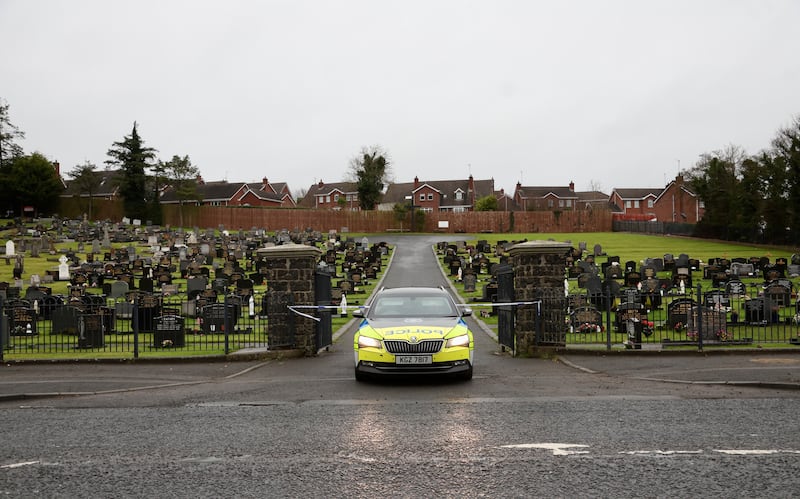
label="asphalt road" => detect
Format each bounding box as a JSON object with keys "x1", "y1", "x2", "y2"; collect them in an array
[{"x1": 2, "y1": 234, "x2": 800, "y2": 498}]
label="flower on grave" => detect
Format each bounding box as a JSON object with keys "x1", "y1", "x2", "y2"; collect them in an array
[
  {"x1": 716, "y1": 329, "x2": 731, "y2": 341},
  {"x1": 674, "y1": 321, "x2": 684, "y2": 331},
  {"x1": 161, "y1": 339, "x2": 174, "y2": 348},
  {"x1": 577, "y1": 322, "x2": 602, "y2": 333}
]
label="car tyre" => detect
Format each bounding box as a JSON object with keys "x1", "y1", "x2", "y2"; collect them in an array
[
  {"x1": 354, "y1": 367, "x2": 367, "y2": 382},
  {"x1": 458, "y1": 366, "x2": 473, "y2": 381}
]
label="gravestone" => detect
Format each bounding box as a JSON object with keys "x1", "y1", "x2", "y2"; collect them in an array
[
  {"x1": 570, "y1": 306, "x2": 602, "y2": 331},
  {"x1": 109, "y1": 280, "x2": 129, "y2": 299},
  {"x1": 5, "y1": 240, "x2": 15, "y2": 257},
  {"x1": 688, "y1": 306, "x2": 727, "y2": 341},
  {"x1": 58, "y1": 255, "x2": 70, "y2": 281},
  {"x1": 154, "y1": 315, "x2": 185, "y2": 347},
  {"x1": 668, "y1": 298, "x2": 695, "y2": 329},
  {"x1": 463, "y1": 273, "x2": 477, "y2": 293},
  {"x1": 725, "y1": 279, "x2": 745, "y2": 296},
  {"x1": 78, "y1": 313, "x2": 105, "y2": 348}
]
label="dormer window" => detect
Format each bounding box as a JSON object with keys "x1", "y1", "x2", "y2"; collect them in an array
[{"x1": 454, "y1": 189, "x2": 464, "y2": 201}]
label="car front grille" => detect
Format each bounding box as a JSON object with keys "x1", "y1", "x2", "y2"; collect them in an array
[{"x1": 384, "y1": 339, "x2": 444, "y2": 354}]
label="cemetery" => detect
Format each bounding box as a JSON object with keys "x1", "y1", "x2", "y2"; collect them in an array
[
  {"x1": 439, "y1": 237, "x2": 800, "y2": 349},
  {"x1": 0, "y1": 218, "x2": 391, "y2": 359}
]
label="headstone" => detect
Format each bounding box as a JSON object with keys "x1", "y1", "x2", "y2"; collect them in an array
[
  {"x1": 58, "y1": 255, "x2": 70, "y2": 281},
  {"x1": 109, "y1": 280, "x2": 129, "y2": 299},
  {"x1": 5, "y1": 240, "x2": 15, "y2": 257},
  {"x1": 463, "y1": 273, "x2": 477, "y2": 293}
]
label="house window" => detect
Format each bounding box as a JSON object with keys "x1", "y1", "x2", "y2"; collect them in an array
[
  {"x1": 565, "y1": 199, "x2": 572, "y2": 208},
  {"x1": 334, "y1": 194, "x2": 340, "y2": 202},
  {"x1": 455, "y1": 191, "x2": 463, "y2": 201},
  {"x1": 647, "y1": 199, "x2": 654, "y2": 208},
  {"x1": 558, "y1": 199, "x2": 564, "y2": 208},
  {"x1": 326, "y1": 195, "x2": 331, "y2": 203},
  {"x1": 547, "y1": 199, "x2": 554, "y2": 209},
  {"x1": 427, "y1": 193, "x2": 433, "y2": 201},
  {"x1": 634, "y1": 200, "x2": 640, "y2": 208},
  {"x1": 625, "y1": 200, "x2": 632, "y2": 208},
  {"x1": 419, "y1": 193, "x2": 425, "y2": 202}
]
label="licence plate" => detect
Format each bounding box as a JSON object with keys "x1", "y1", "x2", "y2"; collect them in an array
[{"x1": 396, "y1": 355, "x2": 432, "y2": 365}]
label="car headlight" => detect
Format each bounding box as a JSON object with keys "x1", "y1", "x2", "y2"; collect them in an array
[
  {"x1": 357, "y1": 336, "x2": 382, "y2": 349},
  {"x1": 446, "y1": 334, "x2": 470, "y2": 348}
]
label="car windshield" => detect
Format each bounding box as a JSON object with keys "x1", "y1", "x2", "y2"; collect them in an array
[{"x1": 369, "y1": 294, "x2": 458, "y2": 318}]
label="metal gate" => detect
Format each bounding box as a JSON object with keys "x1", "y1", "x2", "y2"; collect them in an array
[
  {"x1": 314, "y1": 269, "x2": 333, "y2": 351},
  {"x1": 495, "y1": 263, "x2": 516, "y2": 352}
]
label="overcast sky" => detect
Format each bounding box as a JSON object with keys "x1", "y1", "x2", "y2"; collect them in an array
[{"x1": 2, "y1": 0, "x2": 799, "y2": 196}]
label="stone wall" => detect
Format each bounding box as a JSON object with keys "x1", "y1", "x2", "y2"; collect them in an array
[
  {"x1": 508, "y1": 241, "x2": 571, "y2": 354},
  {"x1": 257, "y1": 244, "x2": 322, "y2": 355}
]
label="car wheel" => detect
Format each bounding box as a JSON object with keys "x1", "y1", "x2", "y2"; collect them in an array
[
  {"x1": 354, "y1": 367, "x2": 367, "y2": 382},
  {"x1": 458, "y1": 367, "x2": 473, "y2": 381}
]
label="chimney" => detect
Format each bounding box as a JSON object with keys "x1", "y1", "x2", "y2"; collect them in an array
[
  {"x1": 414, "y1": 176, "x2": 419, "y2": 189},
  {"x1": 318, "y1": 180, "x2": 324, "y2": 188},
  {"x1": 262, "y1": 177, "x2": 269, "y2": 190},
  {"x1": 196, "y1": 174, "x2": 204, "y2": 185},
  {"x1": 468, "y1": 174, "x2": 475, "y2": 204},
  {"x1": 52, "y1": 161, "x2": 60, "y2": 176},
  {"x1": 569, "y1": 181, "x2": 575, "y2": 192}
]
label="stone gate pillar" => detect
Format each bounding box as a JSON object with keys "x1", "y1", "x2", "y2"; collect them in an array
[
  {"x1": 508, "y1": 240, "x2": 571, "y2": 354},
  {"x1": 257, "y1": 243, "x2": 322, "y2": 355}
]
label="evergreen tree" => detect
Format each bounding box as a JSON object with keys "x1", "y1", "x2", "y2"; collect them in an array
[
  {"x1": 106, "y1": 122, "x2": 156, "y2": 222},
  {"x1": 349, "y1": 146, "x2": 390, "y2": 210}
]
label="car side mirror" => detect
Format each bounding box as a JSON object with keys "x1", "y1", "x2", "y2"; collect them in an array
[
  {"x1": 352, "y1": 308, "x2": 365, "y2": 318},
  {"x1": 461, "y1": 307, "x2": 473, "y2": 317}
]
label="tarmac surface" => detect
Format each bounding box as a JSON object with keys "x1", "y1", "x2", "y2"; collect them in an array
[{"x1": 2, "y1": 348, "x2": 799, "y2": 403}]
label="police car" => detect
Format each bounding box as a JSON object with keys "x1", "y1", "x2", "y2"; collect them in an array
[{"x1": 353, "y1": 286, "x2": 474, "y2": 381}]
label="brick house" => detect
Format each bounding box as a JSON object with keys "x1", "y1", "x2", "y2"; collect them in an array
[
  {"x1": 235, "y1": 178, "x2": 296, "y2": 207},
  {"x1": 379, "y1": 175, "x2": 495, "y2": 212},
  {"x1": 298, "y1": 180, "x2": 361, "y2": 210},
  {"x1": 608, "y1": 187, "x2": 661, "y2": 219},
  {"x1": 513, "y1": 182, "x2": 580, "y2": 211},
  {"x1": 651, "y1": 174, "x2": 704, "y2": 223},
  {"x1": 160, "y1": 176, "x2": 295, "y2": 208}
]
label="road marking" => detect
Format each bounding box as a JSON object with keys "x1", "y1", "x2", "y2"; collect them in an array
[
  {"x1": 620, "y1": 450, "x2": 703, "y2": 456},
  {"x1": 714, "y1": 449, "x2": 800, "y2": 455},
  {"x1": 500, "y1": 443, "x2": 590, "y2": 455},
  {"x1": 1, "y1": 461, "x2": 39, "y2": 469}
]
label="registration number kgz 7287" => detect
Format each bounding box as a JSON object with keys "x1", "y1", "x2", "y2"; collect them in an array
[{"x1": 395, "y1": 355, "x2": 432, "y2": 365}]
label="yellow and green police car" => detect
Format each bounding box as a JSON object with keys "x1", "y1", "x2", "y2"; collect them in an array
[{"x1": 353, "y1": 286, "x2": 474, "y2": 381}]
